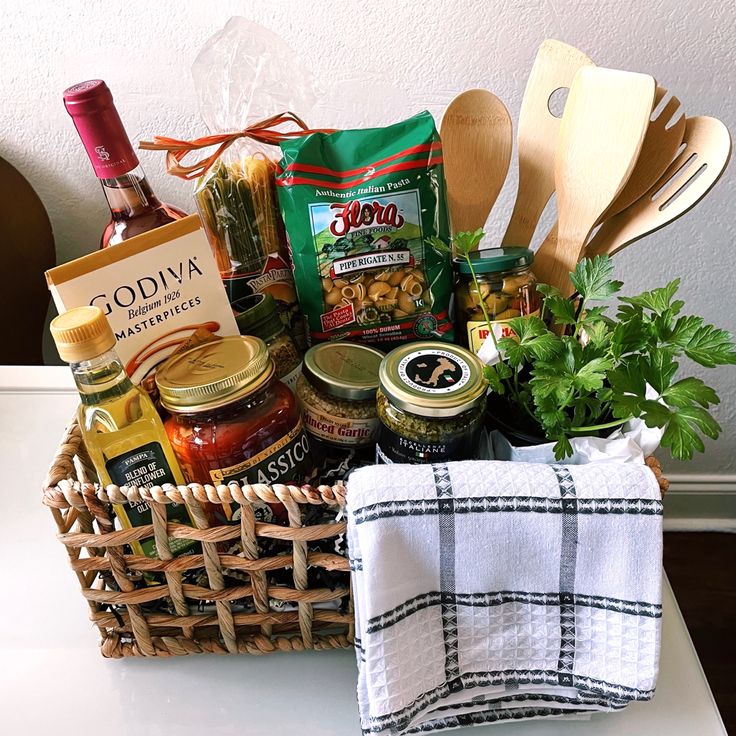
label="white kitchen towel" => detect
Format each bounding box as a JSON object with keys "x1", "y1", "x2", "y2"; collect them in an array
[{"x1": 347, "y1": 460, "x2": 663, "y2": 735}]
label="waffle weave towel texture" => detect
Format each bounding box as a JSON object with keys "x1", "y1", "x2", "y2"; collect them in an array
[{"x1": 347, "y1": 460, "x2": 663, "y2": 734}]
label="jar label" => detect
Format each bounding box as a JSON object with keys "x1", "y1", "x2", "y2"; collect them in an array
[
  {"x1": 467, "y1": 310, "x2": 541, "y2": 354},
  {"x1": 280, "y1": 361, "x2": 302, "y2": 391},
  {"x1": 302, "y1": 404, "x2": 379, "y2": 447},
  {"x1": 375, "y1": 423, "x2": 481, "y2": 464},
  {"x1": 209, "y1": 421, "x2": 312, "y2": 486},
  {"x1": 396, "y1": 348, "x2": 472, "y2": 394},
  {"x1": 105, "y1": 441, "x2": 195, "y2": 558}
]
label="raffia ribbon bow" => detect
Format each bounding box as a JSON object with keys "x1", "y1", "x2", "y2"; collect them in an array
[{"x1": 139, "y1": 111, "x2": 335, "y2": 181}]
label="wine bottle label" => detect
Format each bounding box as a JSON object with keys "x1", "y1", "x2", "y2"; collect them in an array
[
  {"x1": 375, "y1": 423, "x2": 481, "y2": 465},
  {"x1": 209, "y1": 421, "x2": 312, "y2": 487},
  {"x1": 105, "y1": 441, "x2": 196, "y2": 558}
]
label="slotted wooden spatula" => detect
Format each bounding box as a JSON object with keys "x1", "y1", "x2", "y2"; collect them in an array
[
  {"x1": 501, "y1": 39, "x2": 594, "y2": 247},
  {"x1": 587, "y1": 116, "x2": 732, "y2": 257},
  {"x1": 440, "y1": 89, "x2": 512, "y2": 236},
  {"x1": 600, "y1": 85, "x2": 685, "y2": 219},
  {"x1": 532, "y1": 67, "x2": 656, "y2": 296}
]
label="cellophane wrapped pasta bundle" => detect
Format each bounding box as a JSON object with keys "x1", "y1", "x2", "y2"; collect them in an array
[{"x1": 191, "y1": 18, "x2": 317, "y2": 348}]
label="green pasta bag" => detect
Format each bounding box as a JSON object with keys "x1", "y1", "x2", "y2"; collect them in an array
[{"x1": 276, "y1": 112, "x2": 454, "y2": 349}]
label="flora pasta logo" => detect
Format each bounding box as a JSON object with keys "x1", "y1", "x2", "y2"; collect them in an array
[{"x1": 329, "y1": 200, "x2": 404, "y2": 237}]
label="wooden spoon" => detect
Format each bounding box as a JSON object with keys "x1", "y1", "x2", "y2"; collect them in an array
[
  {"x1": 501, "y1": 39, "x2": 594, "y2": 247},
  {"x1": 532, "y1": 67, "x2": 656, "y2": 296},
  {"x1": 587, "y1": 116, "x2": 732, "y2": 257},
  {"x1": 440, "y1": 89, "x2": 512, "y2": 237}
]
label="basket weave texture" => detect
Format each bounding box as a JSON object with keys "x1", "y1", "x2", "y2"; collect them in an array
[
  {"x1": 43, "y1": 420, "x2": 668, "y2": 659},
  {"x1": 43, "y1": 419, "x2": 352, "y2": 658}
]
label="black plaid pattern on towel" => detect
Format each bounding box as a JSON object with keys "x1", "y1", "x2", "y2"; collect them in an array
[{"x1": 346, "y1": 460, "x2": 663, "y2": 735}]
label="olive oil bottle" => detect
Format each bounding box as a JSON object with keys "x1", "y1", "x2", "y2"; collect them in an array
[{"x1": 50, "y1": 306, "x2": 196, "y2": 559}]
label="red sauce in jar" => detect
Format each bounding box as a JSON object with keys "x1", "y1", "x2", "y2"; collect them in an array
[{"x1": 156, "y1": 336, "x2": 313, "y2": 524}]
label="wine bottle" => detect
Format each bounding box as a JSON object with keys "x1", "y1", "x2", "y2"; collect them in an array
[{"x1": 63, "y1": 80, "x2": 187, "y2": 248}]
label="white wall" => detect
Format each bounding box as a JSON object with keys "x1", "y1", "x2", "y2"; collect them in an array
[{"x1": 3, "y1": 0, "x2": 734, "y2": 474}]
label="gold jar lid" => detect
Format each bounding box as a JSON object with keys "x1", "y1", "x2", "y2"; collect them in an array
[
  {"x1": 50, "y1": 306, "x2": 116, "y2": 362},
  {"x1": 379, "y1": 342, "x2": 487, "y2": 418},
  {"x1": 156, "y1": 336, "x2": 273, "y2": 412},
  {"x1": 303, "y1": 342, "x2": 384, "y2": 400}
]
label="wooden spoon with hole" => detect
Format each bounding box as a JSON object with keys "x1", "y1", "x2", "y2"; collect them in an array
[
  {"x1": 440, "y1": 89, "x2": 512, "y2": 238},
  {"x1": 502, "y1": 39, "x2": 594, "y2": 247},
  {"x1": 587, "y1": 116, "x2": 732, "y2": 257},
  {"x1": 532, "y1": 67, "x2": 656, "y2": 296}
]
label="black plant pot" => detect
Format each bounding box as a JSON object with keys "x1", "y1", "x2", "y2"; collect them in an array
[{"x1": 485, "y1": 393, "x2": 548, "y2": 447}]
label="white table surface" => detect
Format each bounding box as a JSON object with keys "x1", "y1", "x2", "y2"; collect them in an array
[{"x1": 0, "y1": 365, "x2": 726, "y2": 735}]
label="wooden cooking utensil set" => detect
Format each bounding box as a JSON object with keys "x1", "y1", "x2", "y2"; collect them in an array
[{"x1": 440, "y1": 40, "x2": 732, "y2": 297}]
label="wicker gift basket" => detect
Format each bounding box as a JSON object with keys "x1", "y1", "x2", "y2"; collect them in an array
[
  {"x1": 43, "y1": 419, "x2": 354, "y2": 658},
  {"x1": 42, "y1": 417, "x2": 668, "y2": 660}
]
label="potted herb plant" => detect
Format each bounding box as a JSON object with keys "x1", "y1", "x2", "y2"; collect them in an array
[{"x1": 431, "y1": 231, "x2": 736, "y2": 462}]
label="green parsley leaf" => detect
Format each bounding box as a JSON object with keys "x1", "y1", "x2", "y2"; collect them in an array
[
  {"x1": 619, "y1": 279, "x2": 682, "y2": 316},
  {"x1": 452, "y1": 229, "x2": 485, "y2": 256},
  {"x1": 572, "y1": 357, "x2": 613, "y2": 392},
  {"x1": 662, "y1": 377, "x2": 720, "y2": 408},
  {"x1": 671, "y1": 321, "x2": 736, "y2": 368},
  {"x1": 544, "y1": 295, "x2": 577, "y2": 325},
  {"x1": 569, "y1": 256, "x2": 623, "y2": 301}
]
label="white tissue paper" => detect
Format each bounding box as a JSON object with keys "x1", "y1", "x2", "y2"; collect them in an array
[{"x1": 487, "y1": 382, "x2": 664, "y2": 466}]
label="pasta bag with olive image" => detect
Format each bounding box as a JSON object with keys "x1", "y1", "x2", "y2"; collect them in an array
[{"x1": 50, "y1": 306, "x2": 198, "y2": 563}]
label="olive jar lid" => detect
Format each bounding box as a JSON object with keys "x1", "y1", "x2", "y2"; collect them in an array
[
  {"x1": 453, "y1": 247, "x2": 534, "y2": 275},
  {"x1": 156, "y1": 335, "x2": 273, "y2": 412},
  {"x1": 379, "y1": 342, "x2": 487, "y2": 418},
  {"x1": 303, "y1": 342, "x2": 384, "y2": 401}
]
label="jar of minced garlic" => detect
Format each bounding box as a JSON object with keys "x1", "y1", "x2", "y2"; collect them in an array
[
  {"x1": 453, "y1": 248, "x2": 540, "y2": 354},
  {"x1": 296, "y1": 342, "x2": 384, "y2": 455}
]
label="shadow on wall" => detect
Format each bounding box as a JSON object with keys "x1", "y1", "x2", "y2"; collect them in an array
[
  {"x1": 0, "y1": 152, "x2": 58, "y2": 365},
  {"x1": 0, "y1": 140, "x2": 107, "y2": 366}
]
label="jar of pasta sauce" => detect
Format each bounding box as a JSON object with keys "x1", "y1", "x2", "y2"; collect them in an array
[
  {"x1": 156, "y1": 336, "x2": 313, "y2": 523},
  {"x1": 376, "y1": 342, "x2": 487, "y2": 464}
]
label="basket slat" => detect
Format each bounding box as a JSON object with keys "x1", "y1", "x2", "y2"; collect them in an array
[{"x1": 43, "y1": 419, "x2": 352, "y2": 658}]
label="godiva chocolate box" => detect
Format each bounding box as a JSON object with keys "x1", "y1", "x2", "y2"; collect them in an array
[{"x1": 46, "y1": 215, "x2": 239, "y2": 383}]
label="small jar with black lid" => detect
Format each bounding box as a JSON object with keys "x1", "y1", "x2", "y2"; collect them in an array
[
  {"x1": 234, "y1": 293, "x2": 302, "y2": 390},
  {"x1": 376, "y1": 342, "x2": 487, "y2": 464},
  {"x1": 296, "y1": 342, "x2": 384, "y2": 460}
]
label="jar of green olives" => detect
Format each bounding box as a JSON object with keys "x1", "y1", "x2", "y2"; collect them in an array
[{"x1": 453, "y1": 248, "x2": 540, "y2": 354}]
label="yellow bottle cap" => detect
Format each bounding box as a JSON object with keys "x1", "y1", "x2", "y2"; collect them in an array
[{"x1": 50, "y1": 306, "x2": 116, "y2": 362}]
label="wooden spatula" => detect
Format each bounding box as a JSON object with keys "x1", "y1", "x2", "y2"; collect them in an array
[
  {"x1": 587, "y1": 116, "x2": 732, "y2": 258},
  {"x1": 538, "y1": 85, "x2": 685, "y2": 250},
  {"x1": 533, "y1": 67, "x2": 656, "y2": 296},
  {"x1": 501, "y1": 39, "x2": 594, "y2": 247},
  {"x1": 601, "y1": 85, "x2": 685, "y2": 219},
  {"x1": 440, "y1": 89, "x2": 512, "y2": 237}
]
